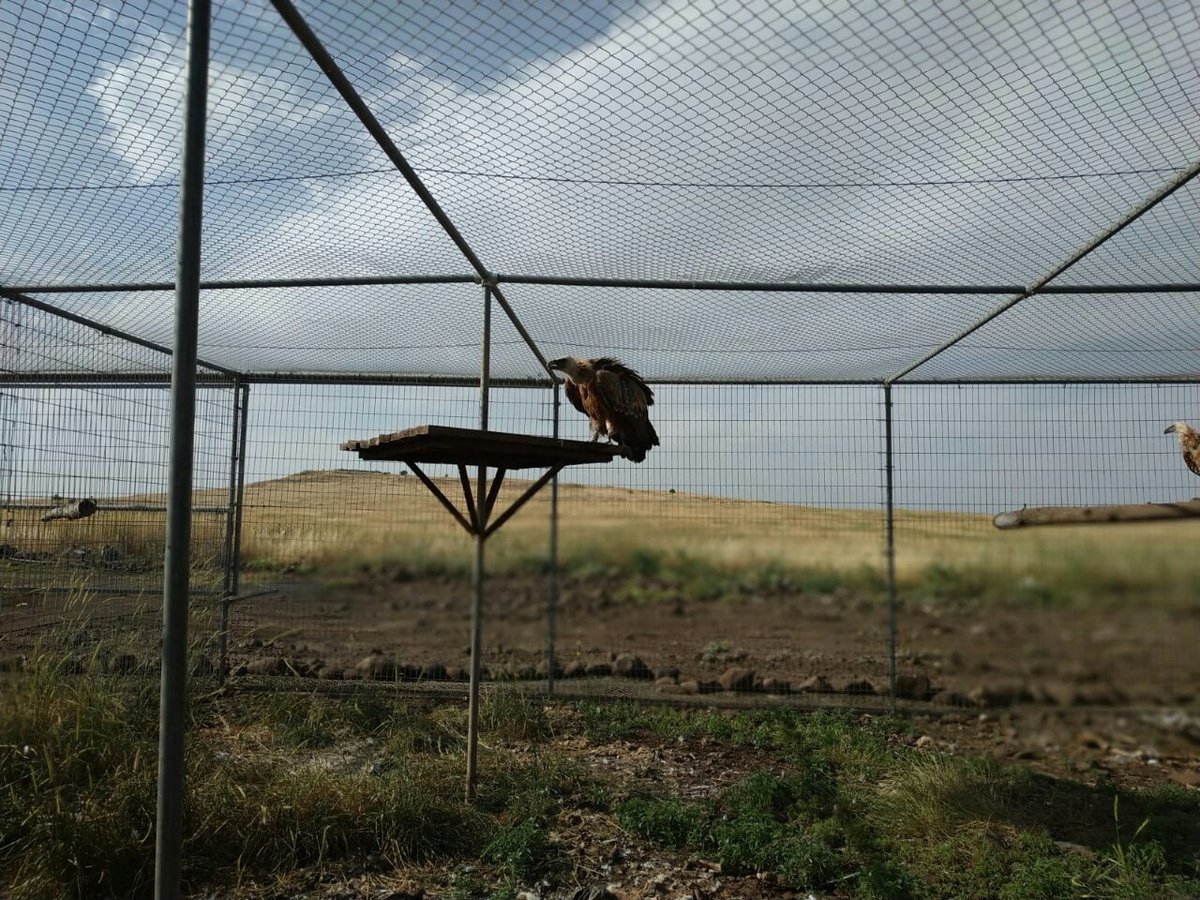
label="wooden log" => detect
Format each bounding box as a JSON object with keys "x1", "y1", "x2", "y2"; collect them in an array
[
  {"x1": 40, "y1": 498, "x2": 98, "y2": 522},
  {"x1": 994, "y1": 499, "x2": 1200, "y2": 529}
]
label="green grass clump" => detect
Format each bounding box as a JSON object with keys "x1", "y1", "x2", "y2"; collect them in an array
[
  {"x1": 0, "y1": 664, "x2": 583, "y2": 899},
  {"x1": 598, "y1": 705, "x2": 1200, "y2": 898}
]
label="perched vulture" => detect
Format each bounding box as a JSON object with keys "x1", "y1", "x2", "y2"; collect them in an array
[
  {"x1": 547, "y1": 356, "x2": 659, "y2": 462},
  {"x1": 1164, "y1": 422, "x2": 1200, "y2": 476}
]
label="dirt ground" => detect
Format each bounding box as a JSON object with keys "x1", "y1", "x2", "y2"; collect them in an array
[{"x1": 222, "y1": 567, "x2": 1200, "y2": 795}]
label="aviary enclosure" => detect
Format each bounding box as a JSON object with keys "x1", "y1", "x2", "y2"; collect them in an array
[{"x1": 2, "y1": 0, "x2": 1199, "y2": 896}]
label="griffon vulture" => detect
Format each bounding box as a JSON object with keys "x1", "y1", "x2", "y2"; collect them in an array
[
  {"x1": 1164, "y1": 422, "x2": 1200, "y2": 476},
  {"x1": 547, "y1": 356, "x2": 659, "y2": 462}
]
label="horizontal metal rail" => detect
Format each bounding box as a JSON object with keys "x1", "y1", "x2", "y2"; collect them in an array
[{"x1": 10, "y1": 277, "x2": 1200, "y2": 295}]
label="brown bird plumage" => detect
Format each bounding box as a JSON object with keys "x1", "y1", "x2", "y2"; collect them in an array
[
  {"x1": 1165, "y1": 422, "x2": 1200, "y2": 476},
  {"x1": 547, "y1": 356, "x2": 659, "y2": 462}
]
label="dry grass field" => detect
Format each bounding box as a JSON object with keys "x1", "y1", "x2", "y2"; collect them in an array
[{"x1": 3, "y1": 469, "x2": 1200, "y2": 899}]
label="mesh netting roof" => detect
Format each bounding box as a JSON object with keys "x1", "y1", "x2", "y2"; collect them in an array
[{"x1": 2, "y1": 0, "x2": 1198, "y2": 381}]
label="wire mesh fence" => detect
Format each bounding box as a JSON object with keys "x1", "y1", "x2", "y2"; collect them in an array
[
  {"x1": 3, "y1": 311, "x2": 1199, "y2": 719},
  {"x1": 0, "y1": 297, "x2": 237, "y2": 670}
]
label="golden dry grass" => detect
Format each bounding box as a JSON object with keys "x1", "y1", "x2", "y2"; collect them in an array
[{"x1": 7, "y1": 468, "x2": 1200, "y2": 605}]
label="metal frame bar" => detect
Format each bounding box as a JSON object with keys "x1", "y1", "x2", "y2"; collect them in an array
[
  {"x1": 0, "y1": 288, "x2": 240, "y2": 378},
  {"x1": 217, "y1": 380, "x2": 243, "y2": 683},
  {"x1": 405, "y1": 460, "x2": 475, "y2": 535},
  {"x1": 485, "y1": 465, "x2": 563, "y2": 539},
  {"x1": 155, "y1": 0, "x2": 209, "y2": 895},
  {"x1": 546, "y1": 382, "x2": 561, "y2": 699},
  {"x1": 268, "y1": 0, "x2": 550, "y2": 376},
  {"x1": 484, "y1": 468, "x2": 506, "y2": 521},
  {"x1": 11, "y1": 277, "x2": 1200, "y2": 295},
  {"x1": 457, "y1": 464, "x2": 479, "y2": 532},
  {"x1": 465, "y1": 282, "x2": 493, "y2": 801},
  {"x1": 883, "y1": 384, "x2": 897, "y2": 714},
  {"x1": 887, "y1": 158, "x2": 1200, "y2": 384},
  {"x1": 6, "y1": 371, "x2": 1200, "y2": 388}
]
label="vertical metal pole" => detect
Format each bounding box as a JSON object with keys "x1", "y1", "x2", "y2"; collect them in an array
[
  {"x1": 465, "y1": 280, "x2": 492, "y2": 802},
  {"x1": 883, "y1": 383, "x2": 897, "y2": 714},
  {"x1": 156, "y1": 0, "x2": 208, "y2": 896},
  {"x1": 217, "y1": 380, "x2": 242, "y2": 683},
  {"x1": 231, "y1": 382, "x2": 250, "y2": 599},
  {"x1": 546, "y1": 381, "x2": 560, "y2": 698}
]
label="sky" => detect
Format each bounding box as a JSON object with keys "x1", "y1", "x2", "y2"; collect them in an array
[
  {"x1": 2, "y1": 0, "x2": 1200, "y2": 518},
  {"x1": 1, "y1": 0, "x2": 1199, "y2": 382}
]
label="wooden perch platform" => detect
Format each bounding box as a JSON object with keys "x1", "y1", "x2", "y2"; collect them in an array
[
  {"x1": 340, "y1": 424, "x2": 624, "y2": 469},
  {"x1": 341, "y1": 425, "x2": 622, "y2": 539},
  {"x1": 994, "y1": 499, "x2": 1200, "y2": 529}
]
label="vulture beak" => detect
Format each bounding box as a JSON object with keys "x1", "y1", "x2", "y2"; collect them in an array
[
  {"x1": 547, "y1": 358, "x2": 567, "y2": 371},
  {"x1": 1165, "y1": 424, "x2": 1178, "y2": 434}
]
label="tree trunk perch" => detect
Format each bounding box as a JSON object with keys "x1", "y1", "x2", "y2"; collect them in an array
[
  {"x1": 994, "y1": 499, "x2": 1200, "y2": 529},
  {"x1": 40, "y1": 498, "x2": 98, "y2": 522}
]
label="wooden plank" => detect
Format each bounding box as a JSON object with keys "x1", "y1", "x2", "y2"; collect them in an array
[
  {"x1": 994, "y1": 499, "x2": 1200, "y2": 529},
  {"x1": 341, "y1": 424, "x2": 622, "y2": 470}
]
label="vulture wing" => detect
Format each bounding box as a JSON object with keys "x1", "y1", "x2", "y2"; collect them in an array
[
  {"x1": 595, "y1": 367, "x2": 650, "y2": 416},
  {"x1": 563, "y1": 379, "x2": 587, "y2": 415}
]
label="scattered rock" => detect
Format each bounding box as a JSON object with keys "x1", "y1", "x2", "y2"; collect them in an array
[
  {"x1": 915, "y1": 735, "x2": 936, "y2": 749},
  {"x1": 844, "y1": 678, "x2": 876, "y2": 695},
  {"x1": 931, "y1": 689, "x2": 972, "y2": 707},
  {"x1": 535, "y1": 657, "x2": 563, "y2": 679},
  {"x1": 317, "y1": 665, "x2": 344, "y2": 680},
  {"x1": 445, "y1": 665, "x2": 468, "y2": 681},
  {"x1": 895, "y1": 673, "x2": 932, "y2": 700},
  {"x1": 563, "y1": 660, "x2": 588, "y2": 678},
  {"x1": 968, "y1": 683, "x2": 1033, "y2": 708},
  {"x1": 613, "y1": 653, "x2": 653, "y2": 679},
  {"x1": 568, "y1": 887, "x2": 617, "y2": 900},
  {"x1": 719, "y1": 667, "x2": 756, "y2": 692},
  {"x1": 797, "y1": 674, "x2": 835, "y2": 693},
  {"x1": 585, "y1": 662, "x2": 613, "y2": 678},
  {"x1": 759, "y1": 676, "x2": 790, "y2": 694},
  {"x1": 655, "y1": 675, "x2": 679, "y2": 689},
  {"x1": 106, "y1": 653, "x2": 137, "y2": 675},
  {"x1": 244, "y1": 656, "x2": 286, "y2": 676},
  {"x1": 357, "y1": 654, "x2": 396, "y2": 680},
  {"x1": 420, "y1": 661, "x2": 448, "y2": 681},
  {"x1": 657, "y1": 666, "x2": 680, "y2": 681}
]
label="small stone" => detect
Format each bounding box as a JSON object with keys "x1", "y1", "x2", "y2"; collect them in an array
[
  {"x1": 719, "y1": 667, "x2": 756, "y2": 692},
  {"x1": 535, "y1": 657, "x2": 563, "y2": 679},
  {"x1": 968, "y1": 683, "x2": 1033, "y2": 708},
  {"x1": 844, "y1": 678, "x2": 876, "y2": 695},
  {"x1": 563, "y1": 660, "x2": 588, "y2": 678},
  {"x1": 357, "y1": 654, "x2": 396, "y2": 680},
  {"x1": 317, "y1": 665, "x2": 344, "y2": 680},
  {"x1": 613, "y1": 654, "x2": 653, "y2": 679},
  {"x1": 759, "y1": 676, "x2": 790, "y2": 694},
  {"x1": 696, "y1": 679, "x2": 723, "y2": 694},
  {"x1": 568, "y1": 887, "x2": 617, "y2": 900},
  {"x1": 915, "y1": 735, "x2": 935, "y2": 749},
  {"x1": 420, "y1": 661, "x2": 448, "y2": 680},
  {"x1": 244, "y1": 656, "x2": 285, "y2": 676},
  {"x1": 895, "y1": 673, "x2": 932, "y2": 700},
  {"x1": 444, "y1": 665, "x2": 468, "y2": 681},
  {"x1": 586, "y1": 662, "x2": 613, "y2": 677},
  {"x1": 931, "y1": 689, "x2": 972, "y2": 707},
  {"x1": 655, "y1": 674, "x2": 679, "y2": 688},
  {"x1": 797, "y1": 674, "x2": 835, "y2": 693},
  {"x1": 107, "y1": 653, "x2": 137, "y2": 675}
]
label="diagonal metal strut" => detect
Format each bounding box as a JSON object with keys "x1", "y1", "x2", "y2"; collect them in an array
[
  {"x1": 886, "y1": 157, "x2": 1200, "y2": 384},
  {"x1": 268, "y1": 0, "x2": 552, "y2": 374}
]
